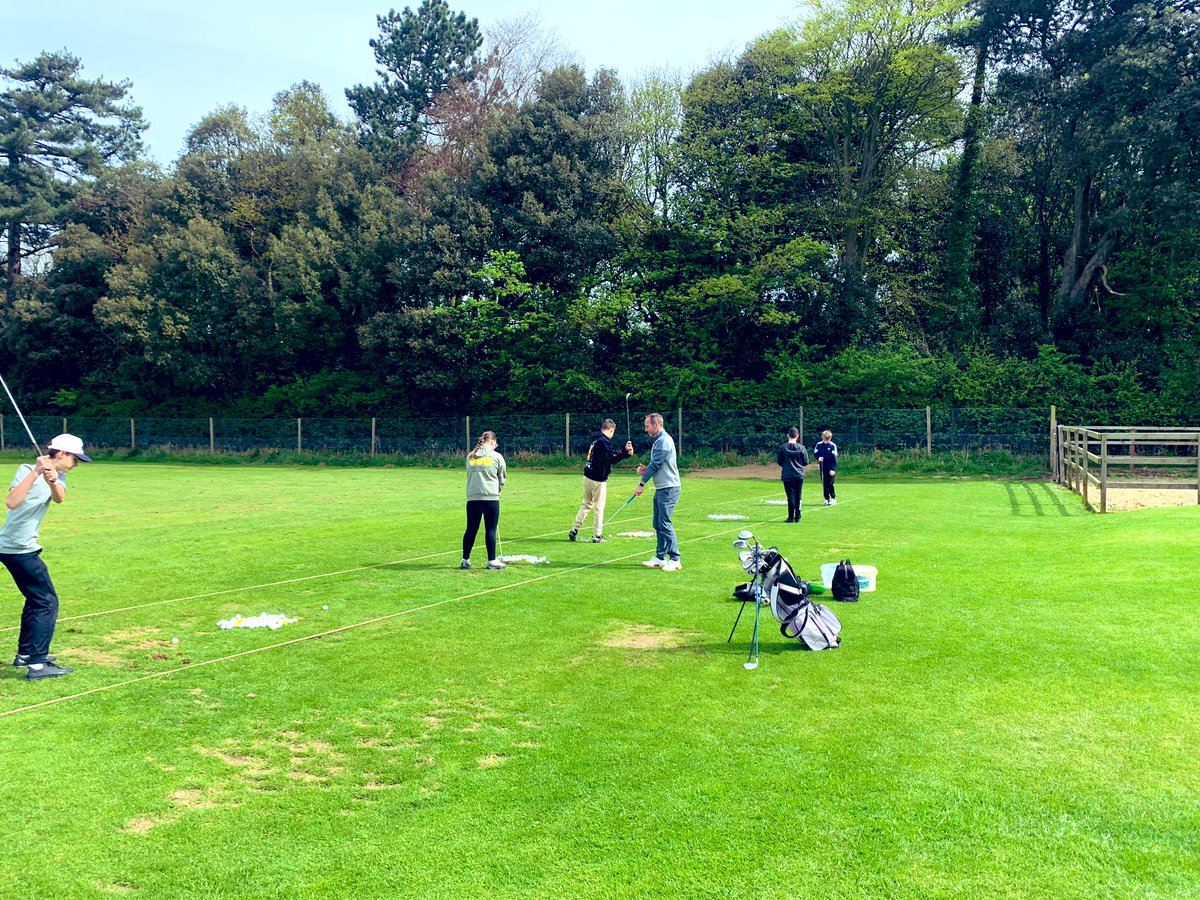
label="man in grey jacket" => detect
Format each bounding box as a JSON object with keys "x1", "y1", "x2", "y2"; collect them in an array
[{"x1": 634, "y1": 413, "x2": 681, "y2": 571}]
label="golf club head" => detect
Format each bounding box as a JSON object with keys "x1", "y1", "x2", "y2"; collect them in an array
[
  {"x1": 738, "y1": 550, "x2": 754, "y2": 564},
  {"x1": 732, "y1": 539, "x2": 749, "y2": 549},
  {"x1": 737, "y1": 530, "x2": 755, "y2": 541},
  {"x1": 743, "y1": 661, "x2": 758, "y2": 670}
]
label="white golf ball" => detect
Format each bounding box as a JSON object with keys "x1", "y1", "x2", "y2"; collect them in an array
[
  {"x1": 171, "y1": 637, "x2": 180, "y2": 644},
  {"x1": 322, "y1": 605, "x2": 329, "y2": 610}
]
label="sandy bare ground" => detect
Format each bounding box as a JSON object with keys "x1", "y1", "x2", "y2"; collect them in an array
[
  {"x1": 689, "y1": 464, "x2": 778, "y2": 480},
  {"x1": 691, "y1": 466, "x2": 1198, "y2": 513},
  {"x1": 1087, "y1": 486, "x2": 1198, "y2": 512}
]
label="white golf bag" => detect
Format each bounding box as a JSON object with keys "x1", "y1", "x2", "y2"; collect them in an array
[{"x1": 759, "y1": 550, "x2": 841, "y2": 651}]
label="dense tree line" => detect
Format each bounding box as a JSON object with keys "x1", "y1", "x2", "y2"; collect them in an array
[{"x1": 1, "y1": 0, "x2": 1196, "y2": 422}]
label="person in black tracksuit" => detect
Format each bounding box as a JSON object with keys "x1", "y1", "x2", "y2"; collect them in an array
[
  {"x1": 569, "y1": 419, "x2": 634, "y2": 542},
  {"x1": 775, "y1": 427, "x2": 809, "y2": 522},
  {"x1": 814, "y1": 429, "x2": 838, "y2": 505}
]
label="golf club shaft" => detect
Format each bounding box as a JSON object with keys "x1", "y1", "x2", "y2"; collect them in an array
[
  {"x1": 602, "y1": 492, "x2": 637, "y2": 528},
  {"x1": 625, "y1": 393, "x2": 632, "y2": 444},
  {"x1": 0, "y1": 372, "x2": 42, "y2": 455}
]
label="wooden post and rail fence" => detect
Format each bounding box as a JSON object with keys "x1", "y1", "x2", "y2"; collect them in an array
[{"x1": 1055, "y1": 425, "x2": 1200, "y2": 513}]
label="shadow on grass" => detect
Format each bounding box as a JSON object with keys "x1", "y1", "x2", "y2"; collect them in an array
[{"x1": 1005, "y1": 482, "x2": 1074, "y2": 517}]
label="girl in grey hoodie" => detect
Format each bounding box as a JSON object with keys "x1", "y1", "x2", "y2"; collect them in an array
[{"x1": 462, "y1": 431, "x2": 507, "y2": 570}]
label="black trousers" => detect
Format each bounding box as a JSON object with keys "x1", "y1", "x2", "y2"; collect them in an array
[
  {"x1": 463, "y1": 500, "x2": 501, "y2": 561},
  {"x1": 782, "y1": 478, "x2": 804, "y2": 520},
  {"x1": 822, "y1": 468, "x2": 836, "y2": 501},
  {"x1": 1, "y1": 550, "x2": 59, "y2": 663}
]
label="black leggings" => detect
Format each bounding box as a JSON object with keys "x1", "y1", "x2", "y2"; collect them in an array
[{"x1": 463, "y1": 500, "x2": 501, "y2": 561}]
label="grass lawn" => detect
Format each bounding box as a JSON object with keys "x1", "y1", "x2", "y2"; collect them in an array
[{"x1": 1, "y1": 463, "x2": 1198, "y2": 898}]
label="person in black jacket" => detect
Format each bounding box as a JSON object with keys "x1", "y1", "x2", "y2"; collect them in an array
[
  {"x1": 569, "y1": 419, "x2": 634, "y2": 542},
  {"x1": 775, "y1": 427, "x2": 809, "y2": 522},
  {"x1": 814, "y1": 429, "x2": 838, "y2": 505}
]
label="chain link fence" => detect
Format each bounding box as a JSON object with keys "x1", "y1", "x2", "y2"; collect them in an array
[{"x1": 4, "y1": 407, "x2": 1051, "y2": 456}]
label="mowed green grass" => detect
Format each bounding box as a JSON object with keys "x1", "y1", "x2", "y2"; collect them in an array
[{"x1": 1, "y1": 463, "x2": 1198, "y2": 898}]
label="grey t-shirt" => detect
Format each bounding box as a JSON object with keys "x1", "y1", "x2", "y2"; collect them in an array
[{"x1": 0, "y1": 464, "x2": 64, "y2": 554}]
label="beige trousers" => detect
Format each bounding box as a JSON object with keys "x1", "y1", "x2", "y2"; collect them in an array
[{"x1": 572, "y1": 476, "x2": 608, "y2": 536}]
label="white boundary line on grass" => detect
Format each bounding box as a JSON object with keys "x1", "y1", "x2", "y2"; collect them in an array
[
  {"x1": 0, "y1": 488, "x2": 795, "y2": 632},
  {"x1": 0, "y1": 522, "x2": 769, "y2": 719}
]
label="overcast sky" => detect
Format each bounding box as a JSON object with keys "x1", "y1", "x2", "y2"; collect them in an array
[{"x1": 8, "y1": 0, "x2": 803, "y2": 163}]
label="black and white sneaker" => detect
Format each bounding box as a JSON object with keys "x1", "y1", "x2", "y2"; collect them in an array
[
  {"x1": 591, "y1": 536, "x2": 606, "y2": 543},
  {"x1": 460, "y1": 560, "x2": 472, "y2": 570},
  {"x1": 486, "y1": 559, "x2": 506, "y2": 570},
  {"x1": 26, "y1": 662, "x2": 73, "y2": 680},
  {"x1": 13, "y1": 654, "x2": 56, "y2": 668},
  {"x1": 568, "y1": 529, "x2": 578, "y2": 542}
]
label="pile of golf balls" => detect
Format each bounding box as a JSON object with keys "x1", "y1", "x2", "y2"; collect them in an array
[{"x1": 217, "y1": 613, "x2": 298, "y2": 630}]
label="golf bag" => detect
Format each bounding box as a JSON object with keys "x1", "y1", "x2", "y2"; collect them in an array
[
  {"x1": 831, "y1": 559, "x2": 860, "y2": 602},
  {"x1": 760, "y1": 550, "x2": 841, "y2": 651}
]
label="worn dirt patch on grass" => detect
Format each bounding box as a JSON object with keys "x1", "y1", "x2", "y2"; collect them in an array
[
  {"x1": 477, "y1": 754, "x2": 508, "y2": 768},
  {"x1": 602, "y1": 623, "x2": 700, "y2": 651},
  {"x1": 690, "y1": 464, "x2": 777, "y2": 480},
  {"x1": 59, "y1": 647, "x2": 127, "y2": 667}
]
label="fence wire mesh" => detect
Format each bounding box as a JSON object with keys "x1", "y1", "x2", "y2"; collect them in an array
[{"x1": 0, "y1": 408, "x2": 1049, "y2": 456}]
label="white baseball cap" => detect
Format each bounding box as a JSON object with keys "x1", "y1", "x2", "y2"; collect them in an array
[{"x1": 47, "y1": 433, "x2": 92, "y2": 462}]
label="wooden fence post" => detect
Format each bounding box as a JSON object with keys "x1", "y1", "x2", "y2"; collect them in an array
[
  {"x1": 1082, "y1": 431, "x2": 1089, "y2": 507},
  {"x1": 371, "y1": 417, "x2": 377, "y2": 457},
  {"x1": 565, "y1": 413, "x2": 570, "y2": 457},
  {"x1": 798, "y1": 406, "x2": 804, "y2": 447},
  {"x1": 1100, "y1": 432, "x2": 1108, "y2": 513},
  {"x1": 63, "y1": 417, "x2": 67, "y2": 434},
  {"x1": 1049, "y1": 405, "x2": 1057, "y2": 480},
  {"x1": 130, "y1": 418, "x2": 135, "y2": 449},
  {"x1": 209, "y1": 417, "x2": 215, "y2": 452},
  {"x1": 926, "y1": 406, "x2": 932, "y2": 456},
  {"x1": 677, "y1": 405, "x2": 683, "y2": 458},
  {"x1": 466, "y1": 416, "x2": 471, "y2": 451},
  {"x1": 297, "y1": 418, "x2": 302, "y2": 453}
]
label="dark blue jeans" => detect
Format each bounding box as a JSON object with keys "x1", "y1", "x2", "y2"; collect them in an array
[
  {"x1": 1, "y1": 550, "x2": 59, "y2": 663},
  {"x1": 652, "y1": 486, "x2": 680, "y2": 561}
]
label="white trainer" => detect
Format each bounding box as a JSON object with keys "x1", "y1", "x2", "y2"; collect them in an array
[
  {"x1": 660, "y1": 560, "x2": 682, "y2": 572},
  {"x1": 642, "y1": 557, "x2": 666, "y2": 568},
  {"x1": 829, "y1": 498, "x2": 837, "y2": 505}
]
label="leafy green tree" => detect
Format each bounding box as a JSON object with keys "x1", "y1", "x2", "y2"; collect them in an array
[
  {"x1": 472, "y1": 66, "x2": 626, "y2": 296},
  {"x1": 782, "y1": 0, "x2": 965, "y2": 334},
  {"x1": 0, "y1": 51, "x2": 144, "y2": 302},
  {"x1": 346, "y1": 1, "x2": 482, "y2": 168}
]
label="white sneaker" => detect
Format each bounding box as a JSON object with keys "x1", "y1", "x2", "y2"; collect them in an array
[
  {"x1": 823, "y1": 500, "x2": 831, "y2": 506},
  {"x1": 660, "y1": 559, "x2": 682, "y2": 572},
  {"x1": 642, "y1": 557, "x2": 666, "y2": 568},
  {"x1": 829, "y1": 498, "x2": 837, "y2": 505}
]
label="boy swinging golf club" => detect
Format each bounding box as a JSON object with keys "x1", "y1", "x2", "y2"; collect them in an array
[
  {"x1": 568, "y1": 419, "x2": 634, "y2": 543},
  {"x1": 0, "y1": 374, "x2": 92, "y2": 679}
]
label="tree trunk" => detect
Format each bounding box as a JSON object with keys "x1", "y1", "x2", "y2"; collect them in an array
[
  {"x1": 4, "y1": 219, "x2": 20, "y2": 305},
  {"x1": 942, "y1": 35, "x2": 989, "y2": 332},
  {"x1": 1058, "y1": 175, "x2": 1092, "y2": 307}
]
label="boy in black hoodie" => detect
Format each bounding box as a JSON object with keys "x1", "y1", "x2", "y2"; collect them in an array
[
  {"x1": 570, "y1": 419, "x2": 634, "y2": 542},
  {"x1": 775, "y1": 427, "x2": 809, "y2": 522}
]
